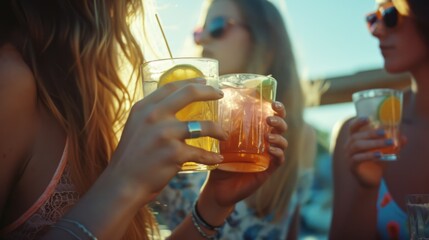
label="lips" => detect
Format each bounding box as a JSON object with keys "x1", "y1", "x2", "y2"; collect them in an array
[
  {"x1": 380, "y1": 45, "x2": 395, "y2": 56},
  {"x1": 202, "y1": 49, "x2": 214, "y2": 58},
  {"x1": 380, "y1": 45, "x2": 395, "y2": 51}
]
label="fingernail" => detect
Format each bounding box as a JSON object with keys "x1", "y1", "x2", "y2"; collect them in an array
[
  {"x1": 376, "y1": 129, "x2": 385, "y2": 136},
  {"x1": 215, "y1": 154, "x2": 224, "y2": 162},
  {"x1": 269, "y1": 117, "x2": 277, "y2": 124},
  {"x1": 195, "y1": 78, "x2": 207, "y2": 84},
  {"x1": 274, "y1": 101, "x2": 282, "y2": 109},
  {"x1": 269, "y1": 146, "x2": 276, "y2": 152},
  {"x1": 374, "y1": 152, "x2": 382, "y2": 158},
  {"x1": 268, "y1": 134, "x2": 275, "y2": 141},
  {"x1": 217, "y1": 89, "x2": 224, "y2": 96},
  {"x1": 385, "y1": 139, "x2": 394, "y2": 146}
]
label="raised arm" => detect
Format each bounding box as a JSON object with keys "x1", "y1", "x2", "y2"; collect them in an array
[
  {"x1": 329, "y1": 118, "x2": 381, "y2": 240},
  {"x1": 170, "y1": 101, "x2": 288, "y2": 239}
]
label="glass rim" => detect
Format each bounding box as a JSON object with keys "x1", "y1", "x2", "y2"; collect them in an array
[
  {"x1": 219, "y1": 73, "x2": 277, "y2": 81},
  {"x1": 141, "y1": 57, "x2": 218, "y2": 68},
  {"x1": 352, "y1": 88, "x2": 402, "y2": 101},
  {"x1": 406, "y1": 194, "x2": 429, "y2": 204}
]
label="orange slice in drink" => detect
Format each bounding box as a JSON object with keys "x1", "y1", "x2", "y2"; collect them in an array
[
  {"x1": 378, "y1": 95, "x2": 401, "y2": 125},
  {"x1": 158, "y1": 64, "x2": 204, "y2": 87}
]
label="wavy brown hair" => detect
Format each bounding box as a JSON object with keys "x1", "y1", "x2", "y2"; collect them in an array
[
  {"x1": 3, "y1": 0, "x2": 156, "y2": 239},
  {"x1": 407, "y1": 0, "x2": 429, "y2": 46}
]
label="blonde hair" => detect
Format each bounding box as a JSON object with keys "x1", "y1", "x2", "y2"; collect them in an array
[
  {"x1": 8, "y1": 0, "x2": 157, "y2": 238},
  {"x1": 208, "y1": 0, "x2": 305, "y2": 221}
]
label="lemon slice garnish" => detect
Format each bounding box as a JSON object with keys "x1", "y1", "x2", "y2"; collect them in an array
[
  {"x1": 378, "y1": 95, "x2": 401, "y2": 125},
  {"x1": 158, "y1": 64, "x2": 211, "y2": 121},
  {"x1": 158, "y1": 64, "x2": 204, "y2": 87}
]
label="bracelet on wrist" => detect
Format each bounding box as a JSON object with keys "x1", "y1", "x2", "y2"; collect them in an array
[
  {"x1": 192, "y1": 200, "x2": 224, "y2": 231},
  {"x1": 191, "y1": 213, "x2": 217, "y2": 240}
]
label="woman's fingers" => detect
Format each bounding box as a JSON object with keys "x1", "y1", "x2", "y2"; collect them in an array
[
  {"x1": 349, "y1": 117, "x2": 370, "y2": 134},
  {"x1": 149, "y1": 120, "x2": 228, "y2": 142},
  {"x1": 350, "y1": 150, "x2": 382, "y2": 162},
  {"x1": 175, "y1": 144, "x2": 224, "y2": 166},
  {"x1": 142, "y1": 78, "x2": 207, "y2": 105},
  {"x1": 347, "y1": 127, "x2": 395, "y2": 155},
  {"x1": 347, "y1": 138, "x2": 391, "y2": 155},
  {"x1": 157, "y1": 84, "x2": 224, "y2": 115},
  {"x1": 267, "y1": 116, "x2": 288, "y2": 134},
  {"x1": 271, "y1": 101, "x2": 286, "y2": 118},
  {"x1": 267, "y1": 133, "x2": 288, "y2": 150},
  {"x1": 350, "y1": 128, "x2": 385, "y2": 141}
]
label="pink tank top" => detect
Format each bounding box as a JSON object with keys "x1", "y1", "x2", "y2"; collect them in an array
[{"x1": 0, "y1": 140, "x2": 80, "y2": 240}]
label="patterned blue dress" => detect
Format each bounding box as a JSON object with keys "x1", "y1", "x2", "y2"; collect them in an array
[{"x1": 155, "y1": 169, "x2": 313, "y2": 240}]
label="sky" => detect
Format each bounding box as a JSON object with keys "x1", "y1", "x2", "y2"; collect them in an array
[{"x1": 153, "y1": 0, "x2": 383, "y2": 81}]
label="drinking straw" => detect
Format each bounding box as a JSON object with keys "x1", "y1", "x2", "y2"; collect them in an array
[{"x1": 155, "y1": 14, "x2": 173, "y2": 58}]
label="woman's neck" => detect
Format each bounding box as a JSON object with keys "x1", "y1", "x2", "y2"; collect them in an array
[{"x1": 410, "y1": 63, "x2": 429, "y2": 121}]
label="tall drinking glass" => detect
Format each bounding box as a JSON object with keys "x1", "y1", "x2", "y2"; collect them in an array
[
  {"x1": 352, "y1": 88, "x2": 403, "y2": 161},
  {"x1": 142, "y1": 57, "x2": 219, "y2": 172},
  {"x1": 218, "y1": 73, "x2": 277, "y2": 172}
]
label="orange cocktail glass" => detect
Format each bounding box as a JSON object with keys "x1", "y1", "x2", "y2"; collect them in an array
[{"x1": 218, "y1": 74, "x2": 277, "y2": 172}]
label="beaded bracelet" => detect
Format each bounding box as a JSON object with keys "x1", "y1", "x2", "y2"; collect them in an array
[
  {"x1": 191, "y1": 213, "x2": 217, "y2": 240},
  {"x1": 192, "y1": 201, "x2": 224, "y2": 232}
]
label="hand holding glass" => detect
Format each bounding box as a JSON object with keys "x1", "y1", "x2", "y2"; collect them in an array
[
  {"x1": 352, "y1": 88, "x2": 403, "y2": 161},
  {"x1": 142, "y1": 57, "x2": 220, "y2": 173}
]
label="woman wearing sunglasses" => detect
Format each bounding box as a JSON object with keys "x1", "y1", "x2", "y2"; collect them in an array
[
  {"x1": 330, "y1": 0, "x2": 429, "y2": 239},
  {"x1": 156, "y1": 0, "x2": 316, "y2": 239}
]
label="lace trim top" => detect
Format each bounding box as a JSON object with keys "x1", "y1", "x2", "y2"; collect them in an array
[{"x1": 0, "y1": 139, "x2": 80, "y2": 240}]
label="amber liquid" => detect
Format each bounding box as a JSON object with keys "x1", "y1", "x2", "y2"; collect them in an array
[
  {"x1": 176, "y1": 100, "x2": 219, "y2": 173},
  {"x1": 218, "y1": 88, "x2": 273, "y2": 172}
]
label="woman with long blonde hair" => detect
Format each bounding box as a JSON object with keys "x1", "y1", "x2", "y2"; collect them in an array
[
  {"x1": 0, "y1": 0, "x2": 289, "y2": 239},
  {"x1": 157, "y1": 0, "x2": 316, "y2": 239}
]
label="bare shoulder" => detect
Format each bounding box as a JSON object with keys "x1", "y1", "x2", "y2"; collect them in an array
[
  {"x1": 0, "y1": 43, "x2": 38, "y2": 217},
  {"x1": 0, "y1": 44, "x2": 36, "y2": 95}
]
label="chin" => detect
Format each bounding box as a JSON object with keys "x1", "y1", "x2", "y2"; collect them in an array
[{"x1": 383, "y1": 61, "x2": 410, "y2": 74}]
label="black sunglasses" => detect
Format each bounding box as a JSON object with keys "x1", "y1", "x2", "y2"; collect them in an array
[
  {"x1": 366, "y1": 4, "x2": 401, "y2": 29},
  {"x1": 194, "y1": 16, "x2": 246, "y2": 44}
]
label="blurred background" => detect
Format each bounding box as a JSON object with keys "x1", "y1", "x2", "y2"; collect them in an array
[{"x1": 145, "y1": 0, "x2": 412, "y2": 239}]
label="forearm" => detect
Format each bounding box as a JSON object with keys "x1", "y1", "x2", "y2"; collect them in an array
[
  {"x1": 42, "y1": 168, "x2": 145, "y2": 240},
  {"x1": 331, "y1": 185, "x2": 380, "y2": 240}
]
